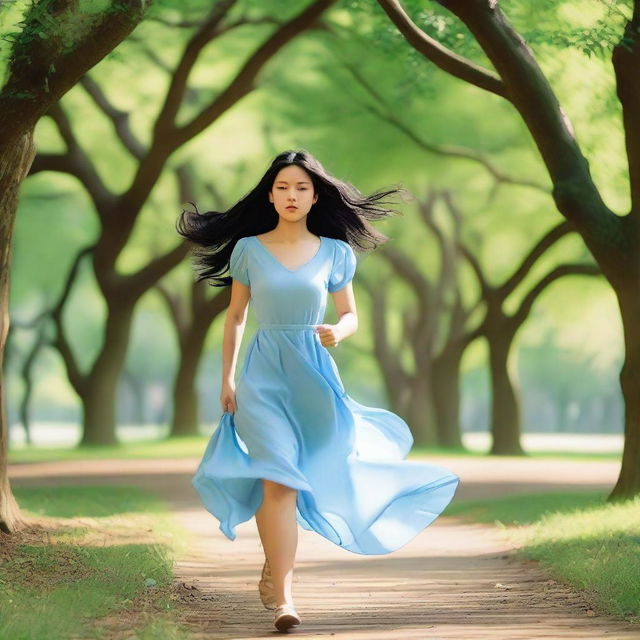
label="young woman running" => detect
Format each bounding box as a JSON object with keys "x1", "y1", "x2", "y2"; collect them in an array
[{"x1": 176, "y1": 149, "x2": 460, "y2": 632}]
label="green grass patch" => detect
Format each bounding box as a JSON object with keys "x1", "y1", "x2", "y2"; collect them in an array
[
  {"x1": 8, "y1": 436, "x2": 621, "y2": 464},
  {"x1": 8, "y1": 435, "x2": 209, "y2": 464},
  {"x1": 410, "y1": 445, "x2": 620, "y2": 461},
  {"x1": 16, "y1": 484, "x2": 178, "y2": 519},
  {"x1": 450, "y1": 490, "x2": 640, "y2": 624},
  {"x1": 0, "y1": 485, "x2": 191, "y2": 640}
]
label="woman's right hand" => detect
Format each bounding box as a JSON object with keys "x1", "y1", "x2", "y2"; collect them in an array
[{"x1": 221, "y1": 381, "x2": 237, "y2": 415}]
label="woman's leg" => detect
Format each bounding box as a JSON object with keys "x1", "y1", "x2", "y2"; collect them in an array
[{"x1": 255, "y1": 479, "x2": 298, "y2": 607}]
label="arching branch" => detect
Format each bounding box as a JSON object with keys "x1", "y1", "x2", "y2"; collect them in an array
[
  {"x1": 499, "y1": 220, "x2": 575, "y2": 297},
  {"x1": 341, "y1": 60, "x2": 547, "y2": 193},
  {"x1": 49, "y1": 244, "x2": 97, "y2": 397},
  {"x1": 79, "y1": 75, "x2": 145, "y2": 159},
  {"x1": 376, "y1": 0, "x2": 507, "y2": 98},
  {"x1": 29, "y1": 103, "x2": 116, "y2": 216},
  {"x1": 513, "y1": 263, "x2": 602, "y2": 327}
]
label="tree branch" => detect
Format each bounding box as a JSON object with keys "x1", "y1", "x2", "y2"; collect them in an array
[
  {"x1": 429, "y1": 0, "x2": 618, "y2": 238},
  {"x1": 148, "y1": 13, "x2": 282, "y2": 30},
  {"x1": 79, "y1": 75, "x2": 145, "y2": 159},
  {"x1": 176, "y1": 0, "x2": 336, "y2": 143},
  {"x1": 513, "y1": 263, "x2": 602, "y2": 327},
  {"x1": 377, "y1": 244, "x2": 437, "y2": 355},
  {"x1": 358, "y1": 272, "x2": 411, "y2": 394},
  {"x1": 499, "y1": 220, "x2": 575, "y2": 297},
  {"x1": 119, "y1": 0, "x2": 336, "y2": 222},
  {"x1": 376, "y1": 0, "x2": 507, "y2": 98},
  {"x1": 30, "y1": 103, "x2": 116, "y2": 215},
  {"x1": 417, "y1": 189, "x2": 458, "y2": 319},
  {"x1": 0, "y1": 0, "x2": 151, "y2": 147},
  {"x1": 123, "y1": 240, "x2": 191, "y2": 301},
  {"x1": 153, "y1": 0, "x2": 239, "y2": 134},
  {"x1": 458, "y1": 241, "x2": 490, "y2": 299},
  {"x1": 49, "y1": 244, "x2": 97, "y2": 396},
  {"x1": 612, "y1": 6, "x2": 640, "y2": 215},
  {"x1": 338, "y1": 61, "x2": 548, "y2": 193},
  {"x1": 155, "y1": 281, "x2": 188, "y2": 336}
]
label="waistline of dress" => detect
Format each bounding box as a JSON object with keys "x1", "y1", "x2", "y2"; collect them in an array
[{"x1": 257, "y1": 323, "x2": 317, "y2": 331}]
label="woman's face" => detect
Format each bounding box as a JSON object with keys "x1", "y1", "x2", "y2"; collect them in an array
[{"x1": 268, "y1": 164, "x2": 318, "y2": 220}]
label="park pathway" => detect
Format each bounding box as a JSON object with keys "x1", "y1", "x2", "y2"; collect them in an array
[{"x1": 9, "y1": 455, "x2": 639, "y2": 639}]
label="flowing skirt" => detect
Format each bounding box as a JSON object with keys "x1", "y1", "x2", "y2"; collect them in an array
[{"x1": 192, "y1": 328, "x2": 460, "y2": 555}]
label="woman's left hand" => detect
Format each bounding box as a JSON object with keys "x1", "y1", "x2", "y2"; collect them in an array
[{"x1": 314, "y1": 323, "x2": 341, "y2": 348}]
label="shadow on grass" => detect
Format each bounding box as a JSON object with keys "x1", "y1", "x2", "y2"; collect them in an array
[
  {"x1": 13, "y1": 484, "x2": 170, "y2": 518},
  {"x1": 1, "y1": 485, "x2": 191, "y2": 640},
  {"x1": 445, "y1": 490, "x2": 608, "y2": 525}
]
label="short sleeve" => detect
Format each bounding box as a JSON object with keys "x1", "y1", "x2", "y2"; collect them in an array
[
  {"x1": 229, "y1": 237, "x2": 250, "y2": 286},
  {"x1": 328, "y1": 239, "x2": 357, "y2": 292}
]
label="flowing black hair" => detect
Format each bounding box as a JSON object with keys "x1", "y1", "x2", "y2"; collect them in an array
[{"x1": 175, "y1": 149, "x2": 408, "y2": 287}]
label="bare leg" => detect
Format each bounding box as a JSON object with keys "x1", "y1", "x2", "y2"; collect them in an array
[{"x1": 255, "y1": 479, "x2": 298, "y2": 607}]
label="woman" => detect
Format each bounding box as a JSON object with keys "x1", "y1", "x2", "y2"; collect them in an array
[{"x1": 176, "y1": 149, "x2": 460, "y2": 632}]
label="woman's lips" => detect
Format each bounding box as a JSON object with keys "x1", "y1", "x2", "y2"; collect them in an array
[{"x1": 286, "y1": 206, "x2": 297, "y2": 210}]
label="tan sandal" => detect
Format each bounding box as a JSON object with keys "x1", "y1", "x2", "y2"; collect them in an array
[
  {"x1": 258, "y1": 557, "x2": 278, "y2": 610},
  {"x1": 274, "y1": 603, "x2": 301, "y2": 632}
]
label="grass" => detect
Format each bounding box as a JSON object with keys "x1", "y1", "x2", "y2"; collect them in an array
[
  {"x1": 410, "y1": 444, "x2": 620, "y2": 461},
  {"x1": 448, "y1": 490, "x2": 640, "y2": 625},
  {"x1": 7, "y1": 436, "x2": 208, "y2": 463},
  {"x1": 7, "y1": 436, "x2": 621, "y2": 464},
  {"x1": 0, "y1": 485, "x2": 192, "y2": 640}
]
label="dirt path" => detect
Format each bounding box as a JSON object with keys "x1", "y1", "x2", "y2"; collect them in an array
[{"x1": 9, "y1": 455, "x2": 638, "y2": 639}]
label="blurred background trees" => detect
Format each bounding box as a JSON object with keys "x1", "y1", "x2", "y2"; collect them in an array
[{"x1": 3, "y1": 0, "x2": 635, "y2": 531}]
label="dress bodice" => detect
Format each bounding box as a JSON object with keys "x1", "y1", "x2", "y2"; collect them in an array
[{"x1": 228, "y1": 235, "x2": 357, "y2": 326}]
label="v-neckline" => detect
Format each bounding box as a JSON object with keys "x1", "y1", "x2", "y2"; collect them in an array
[{"x1": 252, "y1": 235, "x2": 325, "y2": 273}]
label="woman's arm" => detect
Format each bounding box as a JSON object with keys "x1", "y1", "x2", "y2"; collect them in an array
[
  {"x1": 317, "y1": 282, "x2": 358, "y2": 348},
  {"x1": 220, "y1": 280, "x2": 250, "y2": 413}
]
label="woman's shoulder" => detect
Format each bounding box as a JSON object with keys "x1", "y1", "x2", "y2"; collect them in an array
[
  {"x1": 331, "y1": 237, "x2": 356, "y2": 257},
  {"x1": 324, "y1": 236, "x2": 349, "y2": 249},
  {"x1": 233, "y1": 235, "x2": 256, "y2": 252}
]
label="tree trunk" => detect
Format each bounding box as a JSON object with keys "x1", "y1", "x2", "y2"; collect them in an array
[
  {"x1": 18, "y1": 324, "x2": 47, "y2": 447},
  {"x1": 431, "y1": 346, "x2": 464, "y2": 447},
  {"x1": 611, "y1": 286, "x2": 640, "y2": 498},
  {"x1": 80, "y1": 303, "x2": 135, "y2": 446},
  {"x1": 0, "y1": 130, "x2": 36, "y2": 532},
  {"x1": 171, "y1": 326, "x2": 210, "y2": 438},
  {"x1": 18, "y1": 379, "x2": 33, "y2": 447},
  {"x1": 121, "y1": 370, "x2": 145, "y2": 425},
  {"x1": 487, "y1": 330, "x2": 525, "y2": 455},
  {"x1": 405, "y1": 371, "x2": 438, "y2": 446}
]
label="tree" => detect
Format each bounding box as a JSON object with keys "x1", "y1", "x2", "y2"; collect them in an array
[
  {"x1": 337, "y1": 59, "x2": 600, "y2": 450},
  {"x1": 0, "y1": 0, "x2": 153, "y2": 534},
  {"x1": 358, "y1": 189, "x2": 470, "y2": 447},
  {"x1": 157, "y1": 165, "x2": 244, "y2": 437},
  {"x1": 27, "y1": 0, "x2": 336, "y2": 446},
  {"x1": 377, "y1": 0, "x2": 640, "y2": 498},
  {"x1": 445, "y1": 194, "x2": 602, "y2": 453}
]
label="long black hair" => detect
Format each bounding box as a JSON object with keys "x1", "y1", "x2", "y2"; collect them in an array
[{"x1": 175, "y1": 149, "x2": 408, "y2": 287}]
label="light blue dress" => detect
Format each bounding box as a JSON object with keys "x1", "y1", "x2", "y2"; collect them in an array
[{"x1": 192, "y1": 235, "x2": 460, "y2": 555}]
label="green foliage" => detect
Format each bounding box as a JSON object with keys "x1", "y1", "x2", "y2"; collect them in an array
[
  {"x1": 525, "y1": 13, "x2": 628, "y2": 58},
  {"x1": 7, "y1": 0, "x2": 628, "y2": 436},
  {"x1": 350, "y1": 0, "x2": 631, "y2": 62}
]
